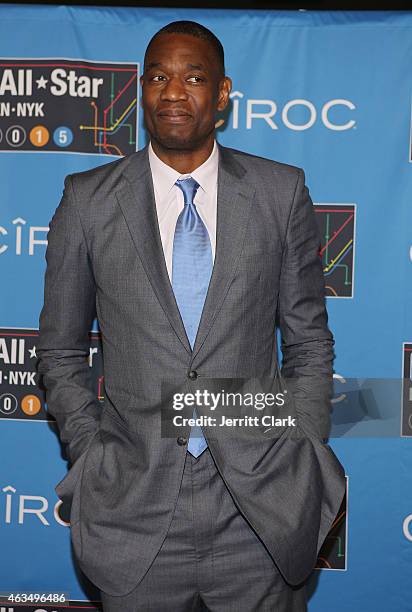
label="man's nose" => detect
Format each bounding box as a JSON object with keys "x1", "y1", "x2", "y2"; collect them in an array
[{"x1": 160, "y1": 77, "x2": 188, "y2": 101}]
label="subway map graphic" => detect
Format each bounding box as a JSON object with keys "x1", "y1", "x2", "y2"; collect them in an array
[
  {"x1": 315, "y1": 204, "x2": 356, "y2": 298},
  {"x1": 0, "y1": 58, "x2": 138, "y2": 156},
  {"x1": 315, "y1": 480, "x2": 348, "y2": 571}
]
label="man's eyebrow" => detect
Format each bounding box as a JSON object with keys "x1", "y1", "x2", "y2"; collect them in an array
[
  {"x1": 144, "y1": 62, "x2": 162, "y2": 71},
  {"x1": 187, "y1": 63, "x2": 206, "y2": 71}
]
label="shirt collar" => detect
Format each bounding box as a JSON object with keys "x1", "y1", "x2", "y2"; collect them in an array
[{"x1": 148, "y1": 140, "x2": 218, "y2": 202}]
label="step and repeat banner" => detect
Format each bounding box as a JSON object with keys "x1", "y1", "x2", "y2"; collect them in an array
[{"x1": 0, "y1": 7, "x2": 411, "y2": 611}]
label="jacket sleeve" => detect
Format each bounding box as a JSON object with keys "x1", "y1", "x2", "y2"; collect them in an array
[
  {"x1": 277, "y1": 168, "x2": 335, "y2": 442},
  {"x1": 36, "y1": 174, "x2": 101, "y2": 465}
]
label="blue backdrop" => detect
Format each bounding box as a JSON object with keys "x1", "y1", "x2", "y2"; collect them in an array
[{"x1": 0, "y1": 6, "x2": 411, "y2": 611}]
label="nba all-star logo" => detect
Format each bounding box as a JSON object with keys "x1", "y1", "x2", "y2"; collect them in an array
[
  {"x1": 315, "y1": 477, "x2": 348, "y2": 571},
  {"x1": 0, "y1": 327, "x2": 105, "y2": 421},
  {"x1": 0, "y1": 58, "x2": 139, "y2": 156}
]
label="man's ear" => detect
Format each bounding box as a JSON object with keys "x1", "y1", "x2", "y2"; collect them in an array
[{"x1": 217, "y1": 76, "x2": 232, "y2": 112}]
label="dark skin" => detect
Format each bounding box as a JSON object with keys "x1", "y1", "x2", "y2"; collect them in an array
[{"x1": 140, "y1": 32, "x2": 232, "y2": 174}]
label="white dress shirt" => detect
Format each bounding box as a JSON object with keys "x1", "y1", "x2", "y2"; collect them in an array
[{"x1": 148, "y1": 140, "x2": 218, "y2": 283}]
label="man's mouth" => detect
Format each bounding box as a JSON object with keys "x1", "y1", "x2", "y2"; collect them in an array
[{"x1": 157, "y1": 110, "x2": 192, "y2": 123}]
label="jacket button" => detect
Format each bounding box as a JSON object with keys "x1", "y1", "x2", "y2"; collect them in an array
[
  {"x1": 177, "y1": 436, "x2": 188, "y2": 446},
  {"x1": 188, "y1": 370, "x2": 198, "y2": 380}
]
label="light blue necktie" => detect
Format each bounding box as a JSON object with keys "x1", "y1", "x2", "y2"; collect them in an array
[{"x1": 172, "y1": 177, "x2": 212, "y2": 457}]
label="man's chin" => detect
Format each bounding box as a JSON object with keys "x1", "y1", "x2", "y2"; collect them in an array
[
  {"x1": 149, "y1": 126, "x2": 210, "y2": 152},
  {"x1": 153, "y1": 135, "x2": 199, "y2": 152}
]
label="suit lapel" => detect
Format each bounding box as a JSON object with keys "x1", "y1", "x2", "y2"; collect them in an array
[
  {"x1": 116, "y1": 144, "x2": 255, "y2": 360},
  {"x1": 191, "y1": 144, "x2": 255, "y2": 359},
  {"x1": 116, "y1": 147, "x2": 192, "y2": 354}
]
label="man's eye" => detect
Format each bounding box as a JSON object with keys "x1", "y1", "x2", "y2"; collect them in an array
[
  {"x1": 151, "y1": 75, "x2": 166, "y2": 82},
  {"x1": 187, "y1": 76, "x2": 204, "y2": 83}
]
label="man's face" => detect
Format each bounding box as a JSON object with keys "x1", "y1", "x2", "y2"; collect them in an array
[{"x1": 140, "y1": 33, "x2": 231, "y2": 151}]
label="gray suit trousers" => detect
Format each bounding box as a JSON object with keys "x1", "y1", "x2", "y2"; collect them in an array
[{"x1": 99, "y1": 448, "x2": 308, "y2": 612}]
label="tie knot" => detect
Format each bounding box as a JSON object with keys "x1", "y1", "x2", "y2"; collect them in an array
[{"x1": 175, "y1": 177, "x2": 200, "y2": 205}]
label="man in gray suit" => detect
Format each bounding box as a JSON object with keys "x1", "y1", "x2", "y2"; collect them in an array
[{"x1": 37, "y1": 20, "x2": 345, "y2": 612}]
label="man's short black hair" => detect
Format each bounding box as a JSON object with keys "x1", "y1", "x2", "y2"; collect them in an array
[{"x1": 144, "y1": 20, "x2": 225, "y2": 76}]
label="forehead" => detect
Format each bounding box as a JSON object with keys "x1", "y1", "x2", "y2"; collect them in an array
[{"x1": 145, "y1": 33, "x2": 217, "y2": 72}]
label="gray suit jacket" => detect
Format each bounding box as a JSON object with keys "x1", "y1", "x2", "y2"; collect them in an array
[{"x1": 36, "y1": 143, "x2": 345, "y2": 597}]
